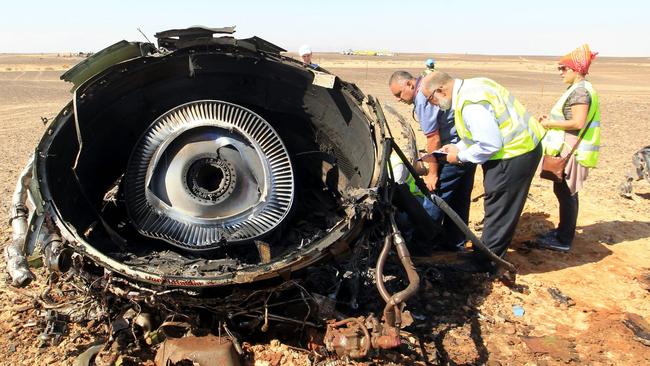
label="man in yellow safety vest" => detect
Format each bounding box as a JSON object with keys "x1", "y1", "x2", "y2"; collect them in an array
[{"x1": 421, "y1": 71, "x2": 545, "y2": 272}]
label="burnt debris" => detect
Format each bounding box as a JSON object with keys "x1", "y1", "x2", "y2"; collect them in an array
[{"x1": 4, "y1": 26, "x2": 509, "y2": 364}]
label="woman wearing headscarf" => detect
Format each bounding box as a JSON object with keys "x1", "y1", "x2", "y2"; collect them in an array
[{"x1": 535, "y1": 44, "x2": 601, "y2": 252}]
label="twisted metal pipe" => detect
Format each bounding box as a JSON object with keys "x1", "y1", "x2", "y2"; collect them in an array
[{"x1": 5, "y1": 156, "x2": 36, "y2": 287}]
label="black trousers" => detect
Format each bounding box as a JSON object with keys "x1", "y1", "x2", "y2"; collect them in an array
[
  {"x1": 436, "y1": 162, "x2": 477, "y2": 250},
  {"x1": 480, "y1": 144, "x2": 542, "y2": 257},
  {"x1": 553, "y1": 180, "x2": 579, "y2": 246}
]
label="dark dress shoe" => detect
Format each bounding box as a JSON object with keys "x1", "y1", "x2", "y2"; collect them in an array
[{"x1": 533, "y1": 235, "x2": 571, "y2": 252}]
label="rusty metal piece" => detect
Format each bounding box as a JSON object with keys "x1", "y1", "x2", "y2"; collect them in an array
[
  {"x1": 154, "y1": 335, "x2": 241, "y2": 366},
  {"x1": 324, "y1": 315, "x2": 404, "y2": 358},
  {"x1": 255, "y1": 240, "x2": 272, "y2": 264},
  {"x1": 372, "y1": 326, "x2": 401, "y2": 350},
  {"x1": 373, "y1": 211, "x2": 419, "y2": 354},
  {"x1": 324, "y1": 318, "x2": 371, "y2": 359},
  {"x1": 383, "y1": 229, "x2": 420, "y2": 328},
  {"x1": 375, "y1": 235, "x2": 392, "y2": 304},
  {"x1": 376, "y1": 214, "x2": 420, "y2": 330}
]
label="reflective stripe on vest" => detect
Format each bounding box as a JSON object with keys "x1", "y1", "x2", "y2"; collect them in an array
[
  {"x1": 454, "y1": 78, "x2": 545, "y2": 160},
  {"x1": 389, "y1": 154, "x2": 424, "y2": 197},
  {"x1": 542, "y1": 80, "x2": 601, "y2": 168}
]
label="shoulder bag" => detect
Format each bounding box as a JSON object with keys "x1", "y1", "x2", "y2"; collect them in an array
[{"x1": 540, "y1": 120, "x2": 592, "y2": 183}]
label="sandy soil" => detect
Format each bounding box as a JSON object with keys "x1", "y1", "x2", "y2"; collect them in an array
[{"x1": 1, "y1": 52, "x2": 649, "y2": 365}]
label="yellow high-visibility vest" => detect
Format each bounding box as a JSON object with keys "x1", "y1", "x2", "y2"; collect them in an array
[
  {"x1": 454, "y1": 78, "x2": 545, "y2": 160},
  {"x1": 389, "y1": 154, "x2": 424, "y2": 197},
  {"x1": 542, "y1": 80, "x2": 601, "y2": 168}
]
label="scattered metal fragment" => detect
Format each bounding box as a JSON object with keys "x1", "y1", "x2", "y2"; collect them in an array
[
  {"x1": 38, "y1": 309, "x2": 68, "y2": 347},
  {"x1": 623, "y1": 312, "x2": 650, "y2": 347},
  {"x1": 74, "y1": 344, "x2": 105, "y2": 366},
  {"x1": 154, "y1": 335, "x2": 242, "y2": 366},
  {"x1": 547, "y1": 287, "x2": 576, "y2": 307},
  {"x1": 633, "y1": 146, "x2": 650, "y2": 183},
  {"x1": 41, "y1": 231, "x2": 72, "y2": 273},
  {"x1": 619, "y1": 145, "x2": 650, "y2": 198}
]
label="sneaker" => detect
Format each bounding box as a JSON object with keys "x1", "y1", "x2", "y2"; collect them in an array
[
  {"x1": 537, "y1": 229, "x2": 558, "y2": 241},
  {"x1": 533, "y1": 235, "x2": 571, "y2": 253}
]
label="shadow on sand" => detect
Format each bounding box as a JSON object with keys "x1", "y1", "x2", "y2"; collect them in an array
[{"x1": 507, "y1": 212, "x2": 650, "y2": 275}]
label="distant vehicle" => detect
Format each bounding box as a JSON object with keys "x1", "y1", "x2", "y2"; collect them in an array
[{"x1": 340, "y1": 49, "x2": 395, "y2": 56}]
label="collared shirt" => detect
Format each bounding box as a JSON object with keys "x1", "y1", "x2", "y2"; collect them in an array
[
  {"x1": 414, "y1": 77, "x2": 458, "y2": 145},
  {"x1": 452, "y1": 79, "x2": 504, "y2": 164},
  {"x1": 413, "y1": 77, "x2": 440, "y2": 136}
]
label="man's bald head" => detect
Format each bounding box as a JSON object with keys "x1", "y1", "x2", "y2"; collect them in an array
[
  {"x1": 421, "y1": 71, "x2": 455, "y2": 110},
  {"x1": 421, "y1": 71, "x2": 453, "y2": 95}
]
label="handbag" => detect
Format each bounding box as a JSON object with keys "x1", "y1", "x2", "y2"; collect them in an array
[
  {"x1": 540, "y1": 155, "x2": 568, "y2": 182},
  {"x1": 540, "y1": 120, "x2": 593, "y2": 183}
]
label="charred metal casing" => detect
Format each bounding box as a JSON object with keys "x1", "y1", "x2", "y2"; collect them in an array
[{"x1": 23, "y1": 27, "x2": 388, "y2": 288}]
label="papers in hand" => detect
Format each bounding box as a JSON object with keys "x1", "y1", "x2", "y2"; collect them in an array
[{"x1": 417, "y1": 150, "x2": 448, "y2": 161}]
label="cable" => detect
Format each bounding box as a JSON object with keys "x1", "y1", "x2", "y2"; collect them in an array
[{"x1": 389, "y1": 139, "x2": 516, "y2": 273}]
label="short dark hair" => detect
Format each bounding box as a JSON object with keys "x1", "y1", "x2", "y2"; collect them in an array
[{"x1": 388, "y1": 71, "x2": 414, "y2": 86}]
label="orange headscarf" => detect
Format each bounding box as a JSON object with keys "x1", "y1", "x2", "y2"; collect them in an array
[{"x1": 559, "y1": 44, "x2": 598, "y2": 75}]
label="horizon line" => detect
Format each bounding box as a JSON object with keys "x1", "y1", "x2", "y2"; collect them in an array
[{"x1": 1, "y1": 51, "x2": 649, "y2": 59}]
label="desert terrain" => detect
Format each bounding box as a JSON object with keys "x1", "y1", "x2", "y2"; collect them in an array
[{"x1": 1, "y1": 52, "x2": 649, "y2": 365}]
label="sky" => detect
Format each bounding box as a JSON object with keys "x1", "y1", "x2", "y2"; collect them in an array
[{"x1": 1, "y1": 0, "x2": 648, "y2": 57}]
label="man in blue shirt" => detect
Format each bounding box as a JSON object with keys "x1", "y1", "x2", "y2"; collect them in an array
[{"x1": 388, "y1": 71, "x2": 476, "y2": 251}]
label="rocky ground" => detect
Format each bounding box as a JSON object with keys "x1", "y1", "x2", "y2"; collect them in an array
[{"x1": 1, "y1": 52, "x2": 649, "y2": 365}]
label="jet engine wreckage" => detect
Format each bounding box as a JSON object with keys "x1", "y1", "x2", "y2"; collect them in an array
[{"x1": 4, "y1": 27, "x2": 515, "y2": 364}]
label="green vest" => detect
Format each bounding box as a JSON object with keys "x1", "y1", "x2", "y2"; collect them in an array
[
  {"x1": 542, "y1": 80, "x2": 601, "y2": 168},
  {"x1": 389, "y1": 154, "x2": 424, "y2": 197},
  {"x1": 454, "y1": 78, "x2": 545, "y2": 160}
]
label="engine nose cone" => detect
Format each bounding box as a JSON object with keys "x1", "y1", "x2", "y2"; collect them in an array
[{"x1": 125, "y1": 100, "x2": 294, "y2": 251}]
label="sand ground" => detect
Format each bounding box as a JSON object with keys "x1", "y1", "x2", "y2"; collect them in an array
[{"x1": 1, "y1": 52, "x2": 649, "y2": 365}]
